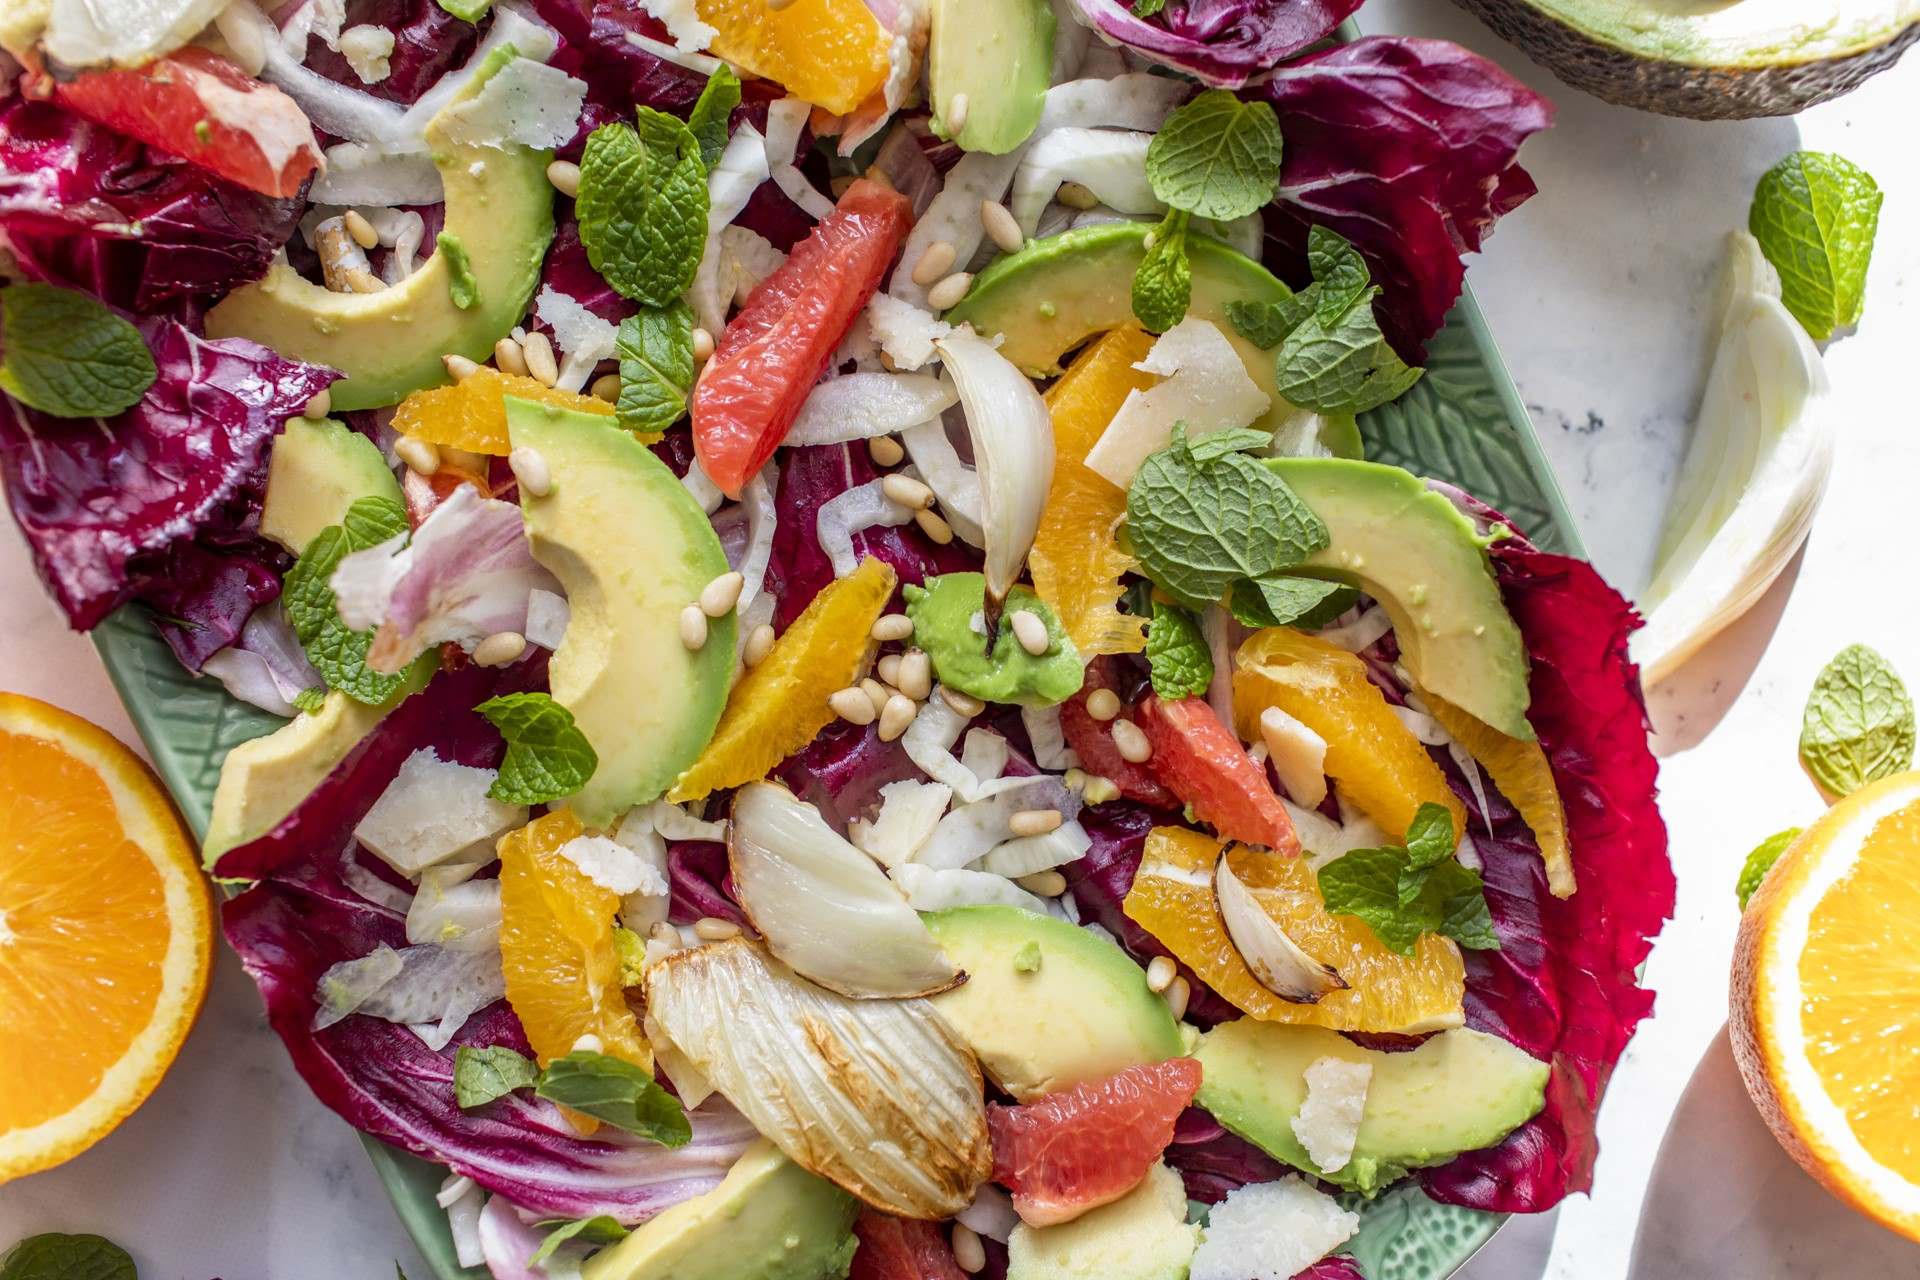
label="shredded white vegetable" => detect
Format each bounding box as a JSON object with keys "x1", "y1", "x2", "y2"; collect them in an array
[
  {"x1": 1010, "y1": 127, "x2": 1159, "y2": 235},
  {"x1": 787, "y1": 374, "x2": 959, "y2": 446},
  {"x1": 817, "y1": 481, "x2": 914, "y2": 578}
]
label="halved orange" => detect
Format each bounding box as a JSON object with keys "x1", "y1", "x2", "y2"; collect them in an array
[
  {"x1": 696, "y1": 0, "x2": 892, "y2": 115},
  {"x1": 1732, "y1": 771, "x2": 1920, "y2": 1242},
  {"x1": 393, "y1": 367, "x2": 615, "y2": 456},
  {"x1": 0, "y1": 694, "x2": 212, "y2": 1182},
  {"x1": 1424, "y1": 694, "x2": 1573, "y2": 897}
]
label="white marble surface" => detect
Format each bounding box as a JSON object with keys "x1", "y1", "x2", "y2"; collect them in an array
[{"x1": 2, "y1": 6, "x2": 1918, "y2": 1278}]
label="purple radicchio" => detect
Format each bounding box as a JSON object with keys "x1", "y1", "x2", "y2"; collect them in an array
[
  {"x1": 298, "y1": 0, "x2": 482, "y2": 105},
  {"x1": 1062, "y1": 0, "x2": 1362, "y2": 88}
]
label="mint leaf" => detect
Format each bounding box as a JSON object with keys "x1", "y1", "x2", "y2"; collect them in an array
[
  {"x1": 1317, "y1": 813, "x2": 1497, "y2": 956},
  {"x1": 530, "y1": 1217, "x2": 629, "y2": 1267},
  {"x1": 1798, "y1": 644, "x2": 1914, "y2": 799},
  {"x1": 1227, "y1": 292, "x2": 1316, "y2": 351},
  {"x1": 1228, "y1": 574, "x2": 1353, "y2": 630},
  {"x1": 1185, "y1": 428, "x2": 1270, "y2": 463},
  {"x1": 1318, "y1": 847, "x2": 1426, "y2": 953},
  {"x1": 0, "y1": 284, "x2": 155, "y2": 418},
  {"x1": 1306, "y1": 226, "x2": 1370, "y2": 323},
  {"x1": 437, "y1": 232, "x2": 481, "y2": 311},
  {"x1": 478, "y1": 692, "x2": 599, "y2": 804},
  {"x1": 535, "y1": 1051, "x2": 692, "y2": 1146},
  {"x1": 615, "y1": 301, "x2": 695, "y2": 436},
  {"x1": 1131, "y1": 209, "x2": 1191, "y2": 332},
  {"x1": 1402, "y1": 802, "x2": 1457, "y2": 871},
  {"x1": 577, "y1": 110, "x2": 710, "y2": 307},
  {"x1": 1749, "y1": 151, "x2": 1882, "y2": 342},
  {"x1": 285, "y1": 497, "x2": 411, "y2": 706},
  {"x1": 455, "y1": 1044, "x2": 539, "y2": 1108},
  {"x1": 1146, "y1": 602, "x2": 1213, "y2": 699},
  {"x1": 1736, "y1": 828, "x2": 1802, "y2": 910},
  {"x1": 1145, "y1": 89, "x2": 1284, "y2": 221},
  {"x1": 687, "y1": 65, "x2": 741, "y2": 173},
  {"x1": 0, "y1": 1234, "x2": 135, "y2": 1280},
  {"x1": 435, "y1": 0, "x2": 492, "y2": 20},
  {"x1": 1427, "y1": 860, "x2": 1500, "y2": 951},
  {"x1": 291, "y1": 686, "x2": 328, "y2": 714},
  {"x1": 1125, "y1": 426, "x2": 1328, "y2": 609},
  {"x1": 1274, "y1": 285, "x2": 1423, "y2": 414},
  {"x1": 1131, "y1": 0, "x2": 1166, "y2": 13},
  {"x1": 341, "y1": 494, "x2": 409, "y2": 548}
]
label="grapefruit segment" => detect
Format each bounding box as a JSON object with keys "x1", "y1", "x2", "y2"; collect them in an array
[
  {"x1": 850, "y1": 1212, "x2": 968, "y2": 1280},
  {"x1": 1136, "y1": 695, "x2": 1298, "y2": 855},
  {"x1": 1059, "y1": 659, "x2": 1175, "y2": 807}
]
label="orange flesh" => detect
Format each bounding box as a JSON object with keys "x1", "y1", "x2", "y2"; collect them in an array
[
  {"x1": 393, "y1": 367, "x2": 616, "y2": 456},
  {"x1": 696, "y1": 0, "x2": 892, "y2": 115},
  {"x1": 1424, "y1": 694, "x2": 1573, "y2": 897}
]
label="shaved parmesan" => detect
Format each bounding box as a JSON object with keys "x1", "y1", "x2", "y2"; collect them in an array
[
  {"x1": 406, "y1": 867, "x2": 503, "y2": 953},
  {"x1": 558, "y1": 834, "x2": 669, "y2": 897},
  {"x1": 438, "y1": 57, "x2": 587, "y2": 152},
  {"x1": 1084, "y1": 318, "x2": 1271, "y2": 488},
  {"x1": 1190, "y1": 1178, "x2": 1357, "y2": 1280},
  {"x1": 1258, "y1": 707, "x2": 1328, "y2": 809},
  {"x1": 866, "y1": 294, "x2": 952, "y2": 371},
  {"x1": 638, "y1": 0, "x2": 716, "y2": 52},
  {"x1": 1289, "y1": 1056, "x2": 1371, "y2": 1175},
  {"x1": 524, "y1": 588, "x2": 570, "y2": 650},
  {"x1": 337, "y1": 24, "x2": 394, "y2": 85},
  {"x1": 533, "y1": 285, "x2": 619, "y2": 392}
]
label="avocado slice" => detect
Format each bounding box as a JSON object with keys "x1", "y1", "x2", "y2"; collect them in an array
[
  {"x1": 582, "y1": 1139, "x2": 858, "y2": 1280},
  {"x1": 507, "y1": 397, "x2": 734, "y2": 828},
  {"x1": 1006, "y1": 1161, "x2": 1200, "y2": 1280},
  {"x1": 260, "y1": 418, "x2": 402, "y2": 556},
  {"x1": 922, "y1": 906, "x2": 1183, "y2": 1101},
  {"x1": 1455, "y1": 0, "x2": 1918, "y2": 120},
  {"x1": 1263, "y1": 457, "x2": 1533, "y2": 742},
  {"x1": 1194, "y1": 1020, "x2": 1549, "y2": 1195},
  {"x1": 946, "y1": 223, "x2": 1356, "y2": 454},
  {"x1": 205, "y1": 55, "x2": 554, "y2": 410},
  {"x1": 927, "y1": 0, "x2": 1054, "y2": 154}
]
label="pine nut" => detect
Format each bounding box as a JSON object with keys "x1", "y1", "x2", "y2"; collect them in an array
[
  {"x1": 473, "y1": 631, "x2": 527, "y2": 668},
  {"x1": 896, "y1": 649, "x2": 933, "y2": 701},
  {"x1": 1056, "y1": 181, "x2": 1099, "y2": 210},
  {"x1": 860, "y1": 678, "x2": 893, "y2": 716},
  {"x1": 868, "y1": 434, "x2": 905, "y2": 467},
  {"x1": 877, "y1": 653, "x2": 903, "y2": 687},
  {"x1": 591, "y1": 372, "x2": 621, "y2": 402},
  {"x1": 679, "y1": 605, "x2": 709, "y2": 651},
  {"x1": 951, "y1": 1224, "x2": 986, "y2": 1274},
  {"x1": 946, "y1": 93, "x2": 970, "y2": 135},
  {"x1": 881, "y1": 473, "x2": 935, "y2": 510},
  {"x1": 877, "y1": 692, "x2": 917, "y2": 742},
  {"x1": 1146, "y1": 955, "x2": 1177, "y2": 994},
  {"x1": 913, "y1": 507, "x2": 955, "y2": 545},
  {"x1": 1163, "y1": 975, "x2": 1191, "y2": 1020},
  {"x1": 940, "y1": 686, "x2": 985, "y2": 717},
  {"x1": 302, "y1": 388, "x2": 331, "y2": 420},
  {"x1": 699, "y1": 571, "x2": 744, "y2": 617},
  {"x1": 1009, "y1": 609, "x2": 1050, "y2": 656},
  {"x1": 508, "y1": 446, "x2": 552, "y2": 497},
  {"x1": 1081, "y1": 774, "x2": 1121, "y2": 805},
  {"x1": 1086, "y1": 688, "x2": 1121, "y2": 721},
  {"x1": 443, "y1": 353, "x2": 482, "y2": 381},
  {"x1": 1010, "y1": 808, "x2": 1063, "y2": 837},
  {"x1": 521, "y1": 330, "x2": 559, "y2": 387},
  {"x1": 980, "y1": 199, "x2": 1024, "y2": 254},
  {"x1": 692, "y1": 327, "x2": 716, "y2": 363},
  {"x1": 910, "y1": 240, "x2": 957, "y2": 287},
  {"x1": 925, "y1": 271, "x2": 974, "y2": 312},
  {"x1": 1112, "y1": 718, "x2": 1153, "y2": 763},
  {"x1": 395, "y1": 435, "x2": 440, "y2": 476},
  {"x1": 871, "y1": 613, "x2": 914, "y2": 643},
  {"x1": 743, "y1": 622, "x2": 776, "y2": 667},
  {"x1": 1017, "y1": 870, "x2": 1067, "y2": 897},
  {"x1": 693, "y1": 916, "x2": 740, "y2": 941},
  {"x1": 343, "y1": 208, "x2": 378, "y2": 250},
  {"x1": 830, "y1": 687, "x2": 878, "y2": 726},
  {"x1": 546, "y1": 159, "x2": 581, "y2": 198},
  {"x1": 493, "y1": 335, "x2": 529, "y2": 377}
]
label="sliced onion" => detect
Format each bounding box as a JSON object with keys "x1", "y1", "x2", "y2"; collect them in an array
[
  {"x1": 818, "y1": 480, "x2": 914, "y2": 578},
  {"x1": 1257, "y1": 706, "x2": 1328, "y2": 811},
  {"x1": 933, "y1": 330, "x2": 1053, "y2": 603},
  {"x1": 889, "y1": 863, "x2": 1049, "y2": 914},
  {"x1": 850, "y1": 780, "x2": 955, "y2": 869},
  {"x1": 979, "y1": 819, "x2": 1091, "y2": 879},
  {"x1": 787, "y1": 374, "x2": 959, "y2": 446},
  {"x1": 644, "y1": 938, "x2": 991, "y2": 1217},
  {"x1": 1010, "y1": 128, "x2": 1158, "y2": 236},
  {"x1": 1216, "y1": 857, "x2": 1345, "y2": 1003},
  {"x1": 442, "y1": 1175, "x2": 486, "y2": 1268},
  {"x1": 901, "y1": 413, "x2": 985, "y2": 547}
]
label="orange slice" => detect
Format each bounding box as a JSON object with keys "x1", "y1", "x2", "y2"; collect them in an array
[
  {"x1": 0, "y1": 694, "x2": 212, "y2": 1182},
  {"x1": 1030, "y1": 327, "x2": 1157, "y2": 657},
  {"x1": 1733, "y1": 771, "x2": 1920, "y2": 1243},
  {"x1": 670, "y1": 556, "x2": 896, "y2": 801},
  {"x1": 1234, "y1": 627, "x2": 1465, "y2": 842},
  {"x1": 393, "y1": 367, "x2": 615, "y2": 456},
  {"x1": 1424, "y1": 693, "x2": 1573, "y2": 897},
  {"x1": 696, "y1": 0, "x2": 891, "y2": 115},
  {"x1": 1123, "y1": 826, "x2": 1464, "y2": 1034},
  {"x1": 497, "y1": 809, "x2": 649, "y2": 1071}
]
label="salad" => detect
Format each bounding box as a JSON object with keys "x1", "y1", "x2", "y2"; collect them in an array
[{"x1": 0, "y1": 0, "x2": 1672, "y2": 1277}]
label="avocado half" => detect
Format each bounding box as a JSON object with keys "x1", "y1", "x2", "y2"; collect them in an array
[{"x1": 1453, "y1": 0, "x2": 1919, "y2": 119}]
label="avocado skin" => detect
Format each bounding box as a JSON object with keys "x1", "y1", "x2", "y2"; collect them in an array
[{"x1": 1452, "y1": 0, "x2": 1920, "y2": 119}]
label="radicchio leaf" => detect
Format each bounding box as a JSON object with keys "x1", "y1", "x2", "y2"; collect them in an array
[
  {"x1": 1062, "y1": 0, "x2": 1362, "y2": 88},
  {"x1": 299, "y1": 0, "x2": 481, "y2": 105}
]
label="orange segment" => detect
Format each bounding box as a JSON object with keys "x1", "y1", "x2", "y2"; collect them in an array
[
  {"x1": 497, "y1": 809, "x2": 649, "y2": 1071},
  {"x1": 1123, "y1": 826, "x2": 1463, "y2": 1034},
  {"x1": 1733, "y1": 773, "x2": 1920, "y2": 1242},
  {"x1": 1424, "y1": 694, "x2": 1573, "y2": 897},
  {"x1": 696, "y1": 0, "x2": 891, "y2": 115},
  {"x1": 393, "y1": 366, "x2": 616, "y2": 456},
  {"x1": 1030, "y1": 328, "x2": 1158, "y2": 657},
  {"x1": 670, "y1": 556, "x2": 896, "y2": 801},
  {"x1": 0, "y1": 694, "x2": 212, "y2": 1181},
  {"x1": 1234, "y1": 627, "x2": 1465, "y2": 841}
]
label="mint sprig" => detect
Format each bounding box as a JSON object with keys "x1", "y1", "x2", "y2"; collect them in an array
[
  {"x1": 1145, "y1": 90, "x2": 1284, "y2": 223},
  {"x1": 1228, "y1": 575, "x2": 1353, "y2": 630},
  {"x1": 615, "y1": 301, "x2": 696, "y2": 436},
  {"x1": 530, "y1": 1217, "x2": 629, "y2": 1267},
  {"x1": 1735, "y1": 828, "x2": 1802, "y2": 911},
  {"x1": 1317, "y1": 803, "x2": 1499, "y2": 955},
  {"x1": 1749, "y1": 151, "x2": 1882, "y2": 342},
  {"x1": 1798, "y1": 644, "x2": 1913, "y2": 800},
  {"x1": 1131, "y1": 209, "x2": 1192, "y2": 332},
  {"x1": 454, "y1": 1044, "x2": 540, "y2": 1108},
  {"x1": 0, "y1": 1234, "x2": 134, "y2": 1280},
  {"x1": 285, "y1": 496, "x2": 411, "y2": 705},
  {"x1": 0, "y1": 284, "x2": 156, "y2": 419},
  {"x1": 577, "y1": 108, "x2": 710, "y2": 307},
  {"x1": 1131, "y1": 0, "x2": 1167, "y2": 13},
  {"x1": 686, "y1": 65, "x2": 741, "y2": 173},
  {"x1": 1146, "y1": 602, "x2": 1213, "y2": 699},
  {"x1": 478, "y1": 692, "x2": 599, "y2": 804},
  {"x1": 535, "y1": 1050, "x2": 692, "y2": 1146}
]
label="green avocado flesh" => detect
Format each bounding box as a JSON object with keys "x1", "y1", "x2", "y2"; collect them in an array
[
  {"x1": 948, "y1": 222, "x2": 1356, "y2": 451},
  {"x1": 1265, "y1": 457, "x2": 1534, "y2": 742},
  {"x1": 927, "y1": 0, "x2": 1054, "y2": 154},
  {"x1": 261, "y1": 418, "x2": 401, "y2": 555},
  {"x1": 1006, "y1": 1162, "x2": 1199, "y2": 1280},
  {"x1": 582, "y1": 1140, "x2": 858, "y2": 1280},
  {"x1": 205, "y1": 59, "x2": 554, "y2": 409},
  {"x1": 507, "y1": 397, "x2": 734, "y2": 828},
  {"x1": 1454, "y1": 0, "x2": 1919, "y2": 119},
  {"x1": 905, "y1": 573, "x2": 1083, "y2": 707},
  {"x1": 922, "y1": 906, "x2": 1183, "y2": 1101},
  {"x1": 1194, "y1": 1020, "x2": 1550, "y2": 1195}
]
